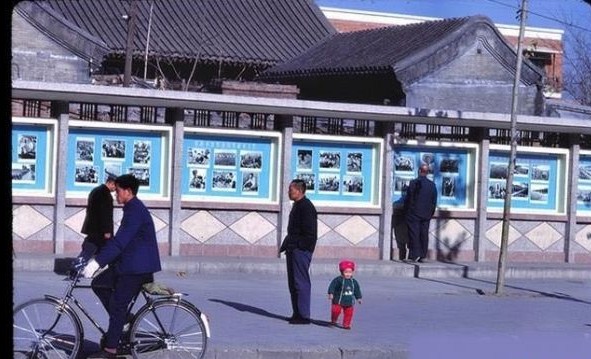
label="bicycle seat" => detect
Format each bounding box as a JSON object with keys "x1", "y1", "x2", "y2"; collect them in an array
[{"x1": 142, "y1": 282, "x2": 176, "y2": 295}]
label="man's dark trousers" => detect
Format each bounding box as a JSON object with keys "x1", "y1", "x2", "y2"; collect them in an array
[
  {"x1": 407, "y1": 213, "x2": 430, "y2": 259},
  {"x1": 92, "y1": 267, "x2": 153, "y2": 348},
  {"x1": 286, "y1": 248, "x2": 312, "y2": 320}
]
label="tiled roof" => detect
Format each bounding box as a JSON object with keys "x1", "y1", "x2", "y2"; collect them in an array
[
  {"x1": 32, "y1": 0, "x2": 336, "y2": 66},
  {"x1": 260, "y1": 15, "x2": 494, "y2": 79}
]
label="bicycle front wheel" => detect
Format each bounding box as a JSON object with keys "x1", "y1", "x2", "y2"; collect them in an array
[
  {"x1": 130, "y1": 299, "x2": 208, "y2": 359},
  {"x1": 13, "y1": 298, "x2": 83, "y2": 359}
]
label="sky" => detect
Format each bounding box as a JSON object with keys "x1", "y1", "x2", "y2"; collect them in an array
[{"x1": 314, "y1": 0, "x2": 591, "y2": 32}]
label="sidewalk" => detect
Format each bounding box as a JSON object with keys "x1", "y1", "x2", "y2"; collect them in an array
[
  {"x1": 12, "y1": 252, "x2": 591, "y2": 279},
  {"x1": 13, "y1": 268, "x2": 591, "y2": 359}
]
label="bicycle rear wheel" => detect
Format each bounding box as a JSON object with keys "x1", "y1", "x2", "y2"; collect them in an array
[
  {"x1": 129, "y1": 299, "x2": 208, "y2": 359},
  {"x1": 13, "y1": 298, "x2": 83, "y2": 359}
]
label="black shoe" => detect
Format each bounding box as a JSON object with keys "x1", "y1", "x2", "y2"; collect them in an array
[
  {"x1": 288, "y1": 317, "x2": 311, "y2": 324},
  {"x1": 414, "y1": 257, "x2": 422, "y2": 263}
]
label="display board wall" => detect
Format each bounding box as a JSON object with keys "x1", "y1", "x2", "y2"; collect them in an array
[
  {"x1": 578, "y1": 150, "x2": 591, "y2": 214},
  {"x1": 66, "y1": 121, "x2": 172, "y2": 199},
  {"x1": 291, "y1": 134, "x2": 383, "y2": 207},
  {"x1": 12, "y1": 117, "x2": 57, "y2": 196},
  {"x1": 392, "y1": 142, "x2": 478, "y2": 209},
  {"x1": 181, "y1": 128, "x2": 281, "y2": 203},
  {"x1": 487, "y1": 145, "x2": 568, "y2": 214}
]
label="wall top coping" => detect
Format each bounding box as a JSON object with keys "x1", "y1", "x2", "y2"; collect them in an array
[{"x1": 12, "y1": 80, "x2": 591, "y2": 135}]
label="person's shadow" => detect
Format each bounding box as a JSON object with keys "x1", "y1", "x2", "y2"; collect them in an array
[{"x1": 209, "y1": 298, "x2": 333, "y2": 327}]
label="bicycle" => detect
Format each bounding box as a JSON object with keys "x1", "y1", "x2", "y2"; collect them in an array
[{"x1": 13, "y1": 259, "x2": 211, "y2": 358}]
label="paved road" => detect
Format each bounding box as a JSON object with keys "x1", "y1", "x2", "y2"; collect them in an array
[{"x1": 13, "y1": 270, "x2": 591, "y2": 359}]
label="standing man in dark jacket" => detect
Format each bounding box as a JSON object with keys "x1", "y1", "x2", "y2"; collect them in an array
[
  {"x1": 405, "y1": 163, "x2": 437, "y2": 263},
  {"x1": 82, "y1": 174, "x2": 161, "y2": 358},
  {"x1": 280, "y1": 179, "x2": 318, "y2": 324},
  {"x1": 79, "y1": 175, "x2": 116, "y2": 260}
]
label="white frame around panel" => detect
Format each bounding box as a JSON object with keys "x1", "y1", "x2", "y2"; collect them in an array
[{"x1": 182, "y1": 127, "x2": 282, "y2": 205}]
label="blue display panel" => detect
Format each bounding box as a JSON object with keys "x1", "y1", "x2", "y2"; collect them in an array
[
  {"x1": 291, "y1": 138, "x2": 379, "y2": 204},
  {"x1": 487, "y1": 151, "x2": 560, "y2": 211},
  {"x1": 392, "y1": 146, "x2": 471, "y2": 208},
  {"x1": 12, "y1": 120, "x2": 55, "y2": 194},
  {"x1": 181, "y1": 131, "x2": 278, "y2": 201},
  {"x1": 67, "y1": 126, "x2": 167, "y2": 196},
  {"x1": 577, "y1": 154, "x2": 591, "y2": 213}
]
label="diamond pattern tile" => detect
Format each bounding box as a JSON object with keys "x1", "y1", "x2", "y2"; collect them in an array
[
  {"x1": 65, "y1": 209, "x2": 86, "y2": 235},
  {"x1": 181, "y1": 211, "x2": 225, "y2": 243},
  {"x1": 486, "y1": 222, "x2": 520, "y2": 248},
  {"x1": 525, "y1": 223, "x2": 561, "y2": 250},
  {"x1": 334, "y1": 216, "x2": 376, "y2": 245},
  {"x1": 435, "y1": 219, "x2": 472, "y2": 244},
  {"x1": 230, "y1": 212, "x2": 274, "y2": 244},
  {"x1": 317, "y1": 219, "x2": 331, "y2": 239},
  {"x1": 151, "y1": 214, "x2": 167, "y2": 233},
  {"x1": 575, "y1": 225, "x2": 591, "y2": 252},
  {"x1": 13, "y1": 205, "x2": 51, "y2": 239}
]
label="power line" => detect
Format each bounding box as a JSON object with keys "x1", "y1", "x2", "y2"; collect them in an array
[{"x1": 485, "y1": 0, "x2": 591, "y2": 33}]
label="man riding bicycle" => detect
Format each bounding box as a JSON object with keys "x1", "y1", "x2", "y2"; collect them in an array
[{"x1": 82, "y1": 174, "x2": 161, "y2": 358}]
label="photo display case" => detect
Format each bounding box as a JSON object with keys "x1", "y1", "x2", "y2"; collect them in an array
[
  {"x1": 12, "y1": 117, "x2": 57, "y2": 196},
  {"x1": 487, "y1": 145, "x2": 568, "y2": 213},
  {"x1": 66, "y1": 121, "x2": 172, "y2": 199},
  {"x1": 291, "y1": 134, "x2": 383, "y2": 207},
  {"x1": 392, "y1": 142, "x2": 477, "y2": 209},
  {"x1": 181, "y1": 128, "x2": 281, "y2": 203},
  {"x1": 577, "y1": 150, "x2": 591, "y2": 214}
]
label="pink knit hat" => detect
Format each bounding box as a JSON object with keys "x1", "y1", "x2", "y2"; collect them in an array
[{"x1": 339, "y1": 260, "x2": 355, "y2": 272}]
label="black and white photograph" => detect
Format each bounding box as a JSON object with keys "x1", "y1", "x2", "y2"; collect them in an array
[
  {"x1": 189, "y1": 168, "x2": 207, "y2": 191},
  {"x1": 212, "y1": 170, "x2": 237, "y2": 190},
  {"x1": 12, "y1": 163, "x2": 36, "y2": 182},
  {"x1": 488, "y1": 181, "x2": 506, "y2": 200},
  {"x1": 75, "y1": 165, "x2": 99, "y2": 184},
  {"x1": 439, "y1": 157, "x2": 459, "y2": 174},
  {"x1": 128, "y1": 167, "x2": 150, "y2": 187},
  {"x1": 512, "y1": 181, "x2": 529, "y2": 199},
  {"x1": 346, "y1": 152, "x2": 363, "y2": 172},
  {"x1": 393, "y1": 176, "x2": 411, "y2": 193},
  {"x1": 394, "y1": 155, "x2": 414, "y2": 173},
  {"x1": 318, "y1": 173, "x2": 340, "y2": 193},
  {"x1": 297, "y1": 149, "x2": 313, "y2": 170},
  {"x1": 319, "y1": 151, "x2": 341, "y2": 170},
  {"x1": 240, "y1": 151, "x2": 262, "y2": 169},
  {"x1": 420, "y1": 152, "x2": 435, "y2": 174},
  {"x1": 188, "y1": 148, "x2": 211, "y2": 166},
  {"x1": 579, "y1": 163, "x2": 591, "y2": 181},
  {"x1": 214, "y1": 150, "x2": 237, "y2": 168},
  {"x1": 489, "y1": 162, "x2": 508, "y2": 179},
  {"x1": 514, "y1": 163, "x2": 529, "y2": 177},
  {"x1": 531, "y1": 164, "x2": 550, "y2": 181},
  {"x1": 576, "y1": 186, "x2": 591, "y2": 204},
  {"x1": 75, "y1": 137, "x2": 94, "y2": 162},
  {"x1": 103, "y1": 163, "x2": 121, "y2": 182},
  {"x1": 342, "y1": 175, "x2": 363, "y2": 194},
  {"x1": 296, "y1": 172, "x2": 316, "y2": 191},
  {"x1": 133, "y1": 140, "x2": 151, "y2": 165},
  {"x1": 102, "y1": 139, "x2": 126, "y2": 160},
  {"x1": 18, "y1": 134, "x2": 37, "y2": 161},
  {"x1": 241, "y1": 172, "x2": 259, "y2": 193},
  {"x1": 530, "y1": 183, "x2": 549, "y2": 203},
  {"x1": 441, "y1": 176, "x2": 456, "y2": 198}
]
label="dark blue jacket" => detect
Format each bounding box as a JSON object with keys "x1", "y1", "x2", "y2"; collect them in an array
[
  {"x1": 95, "y1": 197, "x2": 161, "y2": 275},
  {"x1": 405, "y1": 176, "x2": 437, "y2": 220},
  {"x1": 281, "y1": 196, "x2": 318, "y2": 253}
]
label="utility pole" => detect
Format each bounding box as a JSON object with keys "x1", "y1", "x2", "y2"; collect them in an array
[
  {"x1": 123, "y1": 0, "x2": 138, "y2": 87},
  {"x1": 495, "y1": 0, "x2": 528, "y2": 295}
]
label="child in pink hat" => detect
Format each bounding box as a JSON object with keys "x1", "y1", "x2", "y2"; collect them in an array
[{"x1": 327, "y1": 260, "x2": 363, "y2": 329}]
